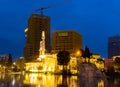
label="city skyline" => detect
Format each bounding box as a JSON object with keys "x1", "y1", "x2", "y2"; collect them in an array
[{"x1": 0, "y1": 0, "x2": 120, "y2": 60}]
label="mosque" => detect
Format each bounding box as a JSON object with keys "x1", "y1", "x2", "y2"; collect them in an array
[{"x1": 25, "y1": 31, "x2": 78, "y2": 74}]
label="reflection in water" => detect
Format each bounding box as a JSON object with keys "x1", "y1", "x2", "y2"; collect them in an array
[
  {"x1": 0, "y1": 72, "x2": 119, "y2": 87},
  {"x1": 98, "y1": 80, "x2": 104, "y2": 87},
  {"x1": 114, "y1": 78, "x2": 120, "y2": 87},
  {"x1": 79, "y1": 77, "x2": 104, "y2": 87},
  {"x1": 24, "y1": 73, "x2": 79, "y2": 87},
  {"x1": 24, "y1": 73, "x2": 56, "y2": 87}
]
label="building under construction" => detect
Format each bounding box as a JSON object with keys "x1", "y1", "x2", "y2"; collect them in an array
[{"x1": 24, "y1": 14, "x2": 51, "y2": 61}]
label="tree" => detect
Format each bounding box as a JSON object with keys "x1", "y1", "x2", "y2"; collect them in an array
[
  {"x1": 15, "y1": 57, "x2": 26, "y2": 71},
  {"x1": 114, "y1": 57, "x2": 120, "y2": 64},
  {"x1": 81, "y1": 46, "x2": 92, "y2": 62},
  {"x1": 57, "y1": 51, "x2": 70, "y2": 74},
  {"x1": 113, "y1": 57, "x2": 120, "y2": 71},
  {"x1": 6, "y1": 53, "x2": 13, "y2": 67},
  {"x1": 97, "y1": 58, "x2": 104, "y2": 63}
]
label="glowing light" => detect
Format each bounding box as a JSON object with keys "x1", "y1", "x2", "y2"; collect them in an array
[
  {"x1": 24, "y1": 28, "x2": 28, "y2": 32},
  {"x1": 12, "y1": 79, "x2": 15, "y2": 86},
  {"x1": 42, "y1": 31, "x2": 45, "y2": 39},
  {"x1": 77, "y1": 51, "x2": 80, "y2": 54},
  {"x1": 39, "y1": 54, "x2": 46, "y2": 59},
  {"x1": 13, "y1": 62, "x2": 16, "y2": 65},
  {"x1": 37, "y1": 58, "x2": 41, "y2": 61},
  {"x1": 98, "y1": 80, "x2": 104, "y2": 87}
]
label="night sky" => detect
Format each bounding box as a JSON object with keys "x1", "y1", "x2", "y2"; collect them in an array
[{"x1": 0, "y1": 0, "x2": 120, "y2": 60}]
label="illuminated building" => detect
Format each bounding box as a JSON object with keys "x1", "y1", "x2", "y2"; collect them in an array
[
  {"x1": 69, "y1": 56, "x2": 78, "y2": 74},
  {"x1": 25, "y1": 54, "x2": 57, "y2": 73},
  {"x1": 90, "y1": 54, "x2": 101, "y2": 64},
  {"x1": 108, "y1": 35, "x2": 120, "y2": 58},
  {"x1": 112, "y1": 55, "x2": 120, "y2": 60},
  {"x1": 51, "y1": 30, "x2": 83, "y2": 74},
  {"x1": 25, "y1": 31, "x2": 57, "y2": 73},
  {"x1": 24, "y1": 14, "x2": 51, "y2": 61},
  {"x1": 89, "y1": 54, "x2": 104, "y2": 71},
  {"x1": 52, "y1": 30, "x2": 82, "y2": 54}
]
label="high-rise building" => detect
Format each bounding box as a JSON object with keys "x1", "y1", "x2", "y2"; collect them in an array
[
  {"x1": 24, "y1": 14, "x2": 51, "y2": 61},
  {"x1": 52, "y1": 30, "x2": 82, "y2": 54},
  {"x1": 108, "y1": 35, "x2": 120, "y2": 58}
]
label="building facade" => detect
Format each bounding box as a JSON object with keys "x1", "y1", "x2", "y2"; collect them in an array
[
  {"x1": 52, "y1": 30, "x2": 82, "y2": 54},
  {"x1": 108, "y1": 35, "x2": 120, "y2": 58},
  {"x1": 24, "y1": 14, "x2": 51, "y2": 61},
  {"x1": 0, "y1": 54, "x2": 12, "y2": 72}
]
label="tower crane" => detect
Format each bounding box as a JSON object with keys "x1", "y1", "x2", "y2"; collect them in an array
[{"x1": 34, "y1": 0, "x2": 71, "y2": 15}]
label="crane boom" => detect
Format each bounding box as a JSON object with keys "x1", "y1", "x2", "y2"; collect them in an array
[{"x1": 34, "y1": 0, "x2": 71, "y2": 15}]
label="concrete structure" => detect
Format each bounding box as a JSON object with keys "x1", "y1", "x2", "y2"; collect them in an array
[
  {"x1": 78, "y1": 63, "x2": 104, "y2": 78},
  {"x1": 108, "y1": 35, "x2": 120, "y2": 58},
  {"x1": 24, "y1": 14, "x2": 51, "y2": 61},
  {"x1": 52, "y1": 30, "x2": 82, "y2": 54}
]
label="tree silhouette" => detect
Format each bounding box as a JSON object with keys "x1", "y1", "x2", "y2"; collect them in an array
[
  {"x1": 15, "y1": 58, "x2": 26, "y2": 71},
  {"x1": 97, "y1": 58, "x2": 104, "y2": 63},
  {"x1": 113, "y1": 57, "x2": 120, "y2": 71},
  {"x1": 114, "y1": 57, "x2": 120, "y2": 66},
  {"x1": 81, "y1": 46, "x2": 92, "y2": 62},
  {"x1": 6, "y1": 53, "x2": 13, "y2": 67},
  {"x1": 57, "y1": 51, "x2": 70, "y2": 74}
]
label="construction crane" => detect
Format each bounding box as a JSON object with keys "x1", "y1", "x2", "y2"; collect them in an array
[
  {"x1": 34, "y1": 0, "x2": 71, "y2": 15},
  {"x1": 34, "y1": 7, "x2": 48, "y2": 16}
]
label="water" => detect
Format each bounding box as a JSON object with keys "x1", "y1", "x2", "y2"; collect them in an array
[{"x1": 0, "y1": 73, "x2": 119, "y2": 87}]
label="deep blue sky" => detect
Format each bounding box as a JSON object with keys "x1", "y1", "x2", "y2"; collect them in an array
[{"x1": 0, "y1": 0, "x2": 120, "y2": 60}]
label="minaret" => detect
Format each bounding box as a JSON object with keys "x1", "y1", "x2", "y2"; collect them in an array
[
  {"x1": 40, "y1": 31, "x2": 45, "y2": 55},
  {"x1": 38, "y1": 31, "x2": 46, "y2": 60}
]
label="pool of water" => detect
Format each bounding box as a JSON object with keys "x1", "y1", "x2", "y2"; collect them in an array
[{"x1": 0, "y1": 72, "x2": 119, "y2": 87}]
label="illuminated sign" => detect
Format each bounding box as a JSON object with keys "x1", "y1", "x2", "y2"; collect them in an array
[{"x1": 58, "y1": 32, "x2": 68, "y2": 36}]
